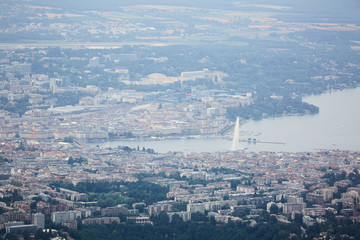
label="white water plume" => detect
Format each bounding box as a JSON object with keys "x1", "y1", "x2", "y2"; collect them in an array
[{"x1": 231, "y1": 117, "x2": 240, "y2": 151}]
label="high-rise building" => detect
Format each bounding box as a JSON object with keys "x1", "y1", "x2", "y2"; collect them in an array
[
  {"x1": 32, "y1": 213, "x2": 45, "y2": 229},
  {"x1": 50, "y1": 78, "x2": 57, "y2": 93}
]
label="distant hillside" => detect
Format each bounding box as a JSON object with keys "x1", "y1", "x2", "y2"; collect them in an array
[{"x1": 28, "y1": 0, "x2": 360, "y2": 24}]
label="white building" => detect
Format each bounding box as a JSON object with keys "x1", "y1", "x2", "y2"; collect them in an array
[
  {"x1": 287, "y1": 195, "x2": 304, "y2": 204},
  {"x1": 51, "y1": 211, "x2": 82, "y2": 224},
  {"x1": 167, "y1": 211, "x2": 191, "y2": 222},
  {"x1": 127, "y1": 216, "x2": 153, "y2": 225},
  {"x1": 187, "y1": 203, "x2": 205, "y2": 214},
  {"x1": 236, "y1": 185, "x2": 255, "y2": 195},
  {"x1": 32, "y1": 213, "x2": 45, "y2": 229},
  {"x1": 283, "y1": 202, "x2": 306, "y2": 214}
]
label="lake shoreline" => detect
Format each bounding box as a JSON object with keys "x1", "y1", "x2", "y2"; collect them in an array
[{"x1": 91, "y1": 87, "x2": 360, "y2": 153}]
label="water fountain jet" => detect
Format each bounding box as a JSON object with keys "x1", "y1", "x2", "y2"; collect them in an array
[{"x1": 231, "y1": 117, "x2": 240, "y2": 151}]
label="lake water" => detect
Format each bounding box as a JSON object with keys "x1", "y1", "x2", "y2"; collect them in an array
[{"x1": 96, "y1": 87, "x2": 360, "y2": 153}]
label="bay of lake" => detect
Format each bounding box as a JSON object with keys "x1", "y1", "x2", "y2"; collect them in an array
[{"x1": 96, "y1": 87, "x2": 360, "y2": 153}]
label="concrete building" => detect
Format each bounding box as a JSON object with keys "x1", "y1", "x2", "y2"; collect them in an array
[
  {"x1": 32, "y1": 213, "x2": 45, "y2": 229},
  {"x1": 287, "y1": 195, "x2": 304, "y2": 204},
  {"x1": 62, "y1": 220, "x2": 77, "y2": 229},
  {"x1": 187, "y1": 203, "x2": 205, "y2": 214},
  {"x1": 167, "y1": 211, "x2": 191, "y2": 222},
  {"x1": 127, "y1": 216, "x2": 153, "y2": 225},
  {"x1": 321, "y1": 188, "x2": 335, "y2": 202},
  {"x1": 101, "y1": 205, "x2": 128, "y2": 216},
  {"x1": 51, "y1": 210, "x2": 81, "y2": 224},
  {"x1": 82, "y1": 217, "x2": 120, "y2": 225},
  {"x1": 231, "y1": 205, "x2": 256, "y2": 213},
  {"x1": 203, "y1": 200, "x2": 237, "y2": 212},
  {"x1": 306, "y1": 193, "x2": 325, "y2": 204},
  {"x1": 302, "y1": 208, "x2": 326, "y2": 217},
  {"x1": 283, "y1": 202, "x2": 306, "y2": 214},
  {"x1": 147, "y1": 203, "x2": 172, "y2": 216},
  {"x1": 236, "y1": 185, "x2": 255, "y2": 195},
  {"x1": 4, "y1": 221, "x2": 24, "y2": 230},
  {"x1": 207, "y1": 181, "x2": 231, "y2": 189},
  {"x1": 50, "y1": 78, "x2": 57, "y2": 93},
  {"x1": 6, "y1": 224, "x2": 37, "y2": 234}
]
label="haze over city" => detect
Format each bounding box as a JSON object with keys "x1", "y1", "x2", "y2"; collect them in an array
[{"x1": 0, "y1": 0, "x2": 359, "y2": 239}]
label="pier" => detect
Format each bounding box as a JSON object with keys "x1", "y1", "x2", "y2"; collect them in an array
[{"x1": 240, "y1": 140, "x2": 286, "y2": 145}]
